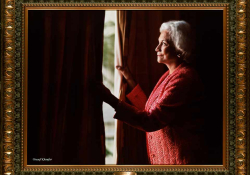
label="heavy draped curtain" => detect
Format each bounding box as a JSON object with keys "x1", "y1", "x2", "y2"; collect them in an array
[{"x1": 28, "y1": 10, "x2": 105, "y2": 165}]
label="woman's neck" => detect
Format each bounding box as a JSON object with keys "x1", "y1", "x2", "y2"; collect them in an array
[{"x1": 165, "y1": 59, "x2": 184, "y2": 74}]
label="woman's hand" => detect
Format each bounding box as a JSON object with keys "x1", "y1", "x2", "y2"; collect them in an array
[
  {"x1": 93, "y1": 82, "x2": 119, "y2": 109},
  {"x1": 116, "y1": 66, "x2": 137, "y2": 89},
  {"x1": 94, "y1": 82, "x2": 112, "y2": 101}
]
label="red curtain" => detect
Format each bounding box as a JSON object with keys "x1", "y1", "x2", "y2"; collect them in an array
[
  {"x1": 28, "y1": 10, "x2": 105, "y2": 165},
  {"x1": 116, "y1": 10, "x2": 180, "y2": 164}
]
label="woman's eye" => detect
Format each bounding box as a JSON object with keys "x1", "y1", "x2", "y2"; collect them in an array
[{"x1": 162, "y1": 42, "x2": 168, "y2": 46}]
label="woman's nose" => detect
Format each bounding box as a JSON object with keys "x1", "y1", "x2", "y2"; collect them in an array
[{"x1": 155, "y1": 44, "x2": 160, "y2": 52}]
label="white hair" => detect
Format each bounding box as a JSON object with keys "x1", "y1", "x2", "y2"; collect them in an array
[{"x1": 160, "y1": 20, "x2": 193, "y2": 62}]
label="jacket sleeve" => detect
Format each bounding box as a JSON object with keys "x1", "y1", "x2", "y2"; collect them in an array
[
  {"x1": 126, "y1": 84, "x2": 148, "y2": 110},
  {"x1": 114, "y1": 74, "x2": 200, "y2": 132}
]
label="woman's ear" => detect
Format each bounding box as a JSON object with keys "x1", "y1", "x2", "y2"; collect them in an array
[{"x1": 174, "y1": 48, "x2": 182, "y2": 57}]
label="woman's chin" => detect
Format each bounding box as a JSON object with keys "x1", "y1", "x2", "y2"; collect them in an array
[
  {"x1": 157, "y1": 58, "x2": 165, "y2": 64},
  {"x1": 157, "y1": 57, "x2": 162, "y2": 63}
]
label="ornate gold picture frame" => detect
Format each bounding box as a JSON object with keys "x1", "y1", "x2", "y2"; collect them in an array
[{"x1": 1, "y1": 0, "x2": 249, "y2": 175}]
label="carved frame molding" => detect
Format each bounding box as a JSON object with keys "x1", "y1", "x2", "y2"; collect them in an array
[{"x1": 1, "y1": 0, "x2": 248, "y2": 174}]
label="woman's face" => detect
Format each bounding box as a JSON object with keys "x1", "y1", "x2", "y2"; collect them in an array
[{"x1": 155, "y1": 30, "x2": 177, "y2": 64}]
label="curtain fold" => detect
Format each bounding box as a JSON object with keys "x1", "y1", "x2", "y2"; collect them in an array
[
  {"x1": 115, "y1": 10, "x2": 181, "y2": 165},
  {"x1": 28, "y1": 10, "x2": 106, "y2": 165},
  {"x1": 115, "y1": 10, "x2": 149, "y2": 165}
]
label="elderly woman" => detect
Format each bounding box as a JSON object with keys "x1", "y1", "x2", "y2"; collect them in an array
[{"x1": 97, "y1": 20, "x2": 207, "y2": 165}]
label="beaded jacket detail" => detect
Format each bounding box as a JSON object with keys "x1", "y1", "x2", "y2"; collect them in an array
[{"x1": 114, "y1": 62, "x2": 206, "y2": 165}]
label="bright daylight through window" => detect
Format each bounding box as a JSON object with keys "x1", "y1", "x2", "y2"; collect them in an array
[{"x1": 102, "y1": 11, "x2": 116, "y2": 164}]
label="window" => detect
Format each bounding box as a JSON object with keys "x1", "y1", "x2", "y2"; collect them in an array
[{"x1": 102, "y1": 10, "x2": 116, "y2": 164}]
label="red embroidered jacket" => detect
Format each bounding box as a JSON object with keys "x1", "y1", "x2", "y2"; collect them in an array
[{"x1": 114, "y1": 62, "x2": 207, "y2": 165}]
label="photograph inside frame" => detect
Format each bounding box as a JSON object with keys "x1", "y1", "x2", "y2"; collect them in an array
[{"x1": 26, "y1": 9, "x2": 224, "y2": 165}]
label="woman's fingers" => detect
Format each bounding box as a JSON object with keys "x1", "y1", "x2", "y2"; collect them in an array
[
  {"x1": 116, "y1": 66, "x2": 131, "y2": 80},
  {"x1": 116, "y1": 66, "x2": 126, "y2": 77},
  {"x1": 116, "y1": 65, "x2": 125, "y2": 72},
  {"x1": 116, "y1": 66, "x2": 137, "y2": 89},
  {"x1": 89, "y1": 81, "x2": 113, "y2": 102}
]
